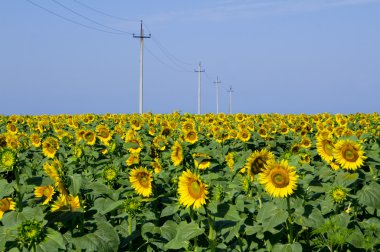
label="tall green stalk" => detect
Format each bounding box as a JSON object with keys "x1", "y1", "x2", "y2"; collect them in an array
[{"x1": 286, "y1": 197, "x2": 294, "y2": 243}]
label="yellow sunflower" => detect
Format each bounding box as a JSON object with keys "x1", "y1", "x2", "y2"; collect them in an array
[
  {"x1": 0, "y1": 148, "x2": 16, "y2": 171},
  {"x1": 129, "y1": 167, "x2": 153, "y2": 197},
  {"x1": 51, "y1": 194, "x2": 67, "y2": 212},
  {"x1": 83, "y1": 130, "x2": 96, "y2": 145},
  {"x1": 238, "y1": 129, "x2": 251, "y2": 142},
  {"x1": 259, "y1": 160, "x2": 298, "y2": 198},
  {"x1": 177, "y1": 170, "x2": 208, "y2": 209},
  {"x1": 171, "y1": 141, "x2": 184, "y2": 166},
  {"x1": 153, "y1": 135, "x2": 167, "y2": 151},
  {"x1": 42, "y1": 137, "x2": 59, "y2": 158},
  {"x1": 333, "y1": 139, "x2": 366, "y2": 170},
  {"x1": 193, "y1": 153, "x2": 211, "y2": 170},
  {"x1": 184, "y1": 130, "x2": 198, "y2": 144},
  {"x1": 225, "y1": 152, "x2": 235, "y2": 171},
  {"x1": 126, "y1": 153, "x2": 140, "y2": 166},
  {"x1": 151, "y1": 158, "x2": 163, "y2": 174},
  {"x1": 34, "y1": 185, "x2": 55, "y2": 205},
  {"x1": 0, "y1": 197, "x2": 16, "y2": 219},
  {"x1": 316, "y1": 136, "x2": 335, "y2": 162},
  {"x1": 244, "y1": 149, "x2": 275, "y2": 181},
  {"x1": 28, "y1": 133, "x2": 40, "y2": 148}
]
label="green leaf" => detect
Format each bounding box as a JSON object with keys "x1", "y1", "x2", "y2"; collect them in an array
[
  {"x1": 36, "y1": 228, "x2": 66, "y2": 252},
  {"x1": 256, "y1": 202, "x2": 288, "y2": 231},
  {"x1": 160, "y1": 205, "x2": 179, "y2": 218},
  {"x1": 141, "y1": 222, "x2": 160, "y2": 241},
  {"x1": 357, "y1": 182, "x2": 380, "y2": 209},
  {"x1": 70, "y1": 221, "x2": 120, "y2": 252},
  {"x1": 272, "y1": 242, "x2": 302, "y2": 252},
  {"x1": 93, "y1": 198, "x2": 124, "y2": 215},
  {"x1": 68, "y1": 174, "x2": 82, "y2": 195},
  {"x1": 164, "y1": 221, "x2": 205, "y2": 250},
  {"x1": 160, "y1": 220, "x2": 177, "y2": 241}
]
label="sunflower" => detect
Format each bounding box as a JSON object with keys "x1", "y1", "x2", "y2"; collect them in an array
[
  {"x1": 42, "y1": 137, "x2": 59, "y2": 158},
  {"x1": 83, "y1": 130, "x2": 96, "y2": 145},
  {"x1": 151, "y1": 158, "x2": 162, "y2": 173},
  {"x1": 6, "y1": 123, "x2": 18, "y2": 135},
  {"x1": 43, "y1": 160, "x2": 62, "y2": 183},
  {"x1": 171, "y1": 141, "x2": 184, "y2": 166},
  {"x1": 316, "y1": 136, "x2": 335, "y2": 162},
  {"x1": 244, "y1": 149, "x2": 275, "y2": 181},
  {"x1": 238, "y1": 129, "x2": 251, "y2": 142},
  {"x1": 259, "y1": 160, "x2": 298, "y2": 198},
  {"x1": 225, "y1": 152, "x2": 235, "y2": 171},
  {"x1": 153, "y1": 135, "x2": 167, "y2": 151},
  {"x1": 333, "y1": 139, "x2": 366, "y2": 170},
  {"x1": 300, "y1": 137, "x2": 312, "y2": 148},
  {"x1": 177, "y1": 170, "x2": 208, "y2": 209},
  {"x1": 68, "y1": 195, "x2": 80, "y2": 211},
  {"x1": 127, "y1": 137, "x2": 143, "y2": 154},
  {"x1": 184, "y1": 130, "x2": 198, "y2": 144},
  {"x1": 126, "y1": 153, "x2": 140, "y2": 166},
  {"x1": 103, "y1": 166, "x2": 118, "y2": 182},
  {"x1": 129, "y1": 167, "x2": 153, "y2": 197},
  {"x1": 29, "y1": 133, "x2": 41, "y2": 148},
  {"x1": 0, "y1": 197, "x2": 16, "y2": 219},
  {"x1": 193, "y1": 153, "x2": 211, "y2": 170},
  {"x1": 96, "y1": 125, "x2": 112, "y2": 146},
  {"x1": 182, "y1": 120, "x2": 195, "y2": 132},
  {"x1": 34, "y1": 185, "x2": 55, "y2": 205},
  {"x1": 0, "y1": 148, "x2": 16, "y2": 171},
  {"x1": 51, "y1": 194, "x2": 67, "y2": 212},
  {"x1": 330, "y1": 187, "x2": 347, "y2": 203}
]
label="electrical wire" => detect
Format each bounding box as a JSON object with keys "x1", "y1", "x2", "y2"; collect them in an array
[
  {"x1": 72, "y1": 0, "x2": 139, "y2": 22},
  {"x1": 145, "y1": 45, "x2": 193, "y2": 73},
  {"x1": 25, "y1": 0, "x2": 127, "y2": 35},
  {"x1": 51, "y1": 0, "x2": 133, "y2": 35},
  {"x1": 143, "y1": 23, "x2": 196, "y2": 68}
]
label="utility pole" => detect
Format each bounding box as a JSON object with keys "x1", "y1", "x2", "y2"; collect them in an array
[
  {"x1": 227, "y1": 86, "x2": 234, "y2": 114},
  {"x1": 133, "y1": 20, "x2": 151, "y2": 114},
  {"x1": 213, "y1": 76, "x2": 221, "y2": 114},
  {"x1": 194, "y1": 62, "x2": 205, "y2": 114}
]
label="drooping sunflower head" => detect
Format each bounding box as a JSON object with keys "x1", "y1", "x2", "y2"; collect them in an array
[
  {"x1": 0, "y1": 197, "x2": 16, "y2": 219},
  {"x1": 0, "y1": 148, "x2": 17, "y2": 172},
  {"x1": 330, "y1": 186, "x2": 348, "y2": 203},
  {"x1": 34, "y1": 185, "x2": 55, "y2": 205},
  {"x1": 316, "y1": 136, "x2": 335, "y2": 162},
  {"x1": 126, "y1": 153, "x2": 140, "y2": 167},
  {"x1": 129, "y1": 167, "x2": 153, "y2": 197},
  {"x1": 244, "y1": 149, "x2": 275, "y2": 181},
  {"x1": 259, "y1": 160, "x2": 298, "y2": 198},
  {"x1": 171, "y1": 141, "x2": 184, "y2": 167},
  {"x1": 333, "y1": 139, "x2": 366, "y2": 171},
  {"x1": 177, "y1": 170, "x2": 208, "y2": 209}
]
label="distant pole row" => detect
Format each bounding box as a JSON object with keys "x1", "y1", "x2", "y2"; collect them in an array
[{"x1": 133, "y1": 21, "x2": 233, "y2": 115}]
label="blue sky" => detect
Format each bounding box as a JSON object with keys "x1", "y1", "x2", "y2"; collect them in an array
[{"x1": 1, "y1": 0, "x2": 379, "y2": 115}]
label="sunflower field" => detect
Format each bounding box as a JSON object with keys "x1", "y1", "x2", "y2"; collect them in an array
[{"x1": 0, "y1": 112, "x2": 379, "y2": 252}]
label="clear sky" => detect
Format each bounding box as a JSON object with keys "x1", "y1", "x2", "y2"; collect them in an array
[{"x1": 1, "y1": 0, "x2": 379, "y2": 115}]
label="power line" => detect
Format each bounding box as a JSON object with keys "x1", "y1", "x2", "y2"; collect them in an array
[
  {"x1": 51, "y1": 0, "x2": 133, "y2": 35},
  {"x1": 72, "y1": 0, "x2": 139, "y2": 22},
  {"x1": 25, "y1": 0, "x2": 127, "y2": 35},
  {"x1": 145, "y1": 46, "x2": 193, "y2": 73},
  {"x1": 143, "y1": 23, "x2": 195, "y2": 68}
]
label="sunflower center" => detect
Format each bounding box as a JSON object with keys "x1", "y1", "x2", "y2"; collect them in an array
[
  {"x1": 189, "y1": 180, "x2": 203, "y2": 199},
  {"x1": 43, "y1": 188, "x2": 51, "y2": 197},
  {"x1": 251, "y1": 157, "x2": 265, "y2": 174},
  {"x1": 342, "y1": 145, "x2": 359, "y2": 162},
  {"x1": 270, "y1": 168, "x2": 290, "y2": 188},
  {"x1": 187, "y1": 132, "x2": 196, "y2": 140},
  {"x1": 139, "y1": 174, "x2": 150, "y2": 187}
]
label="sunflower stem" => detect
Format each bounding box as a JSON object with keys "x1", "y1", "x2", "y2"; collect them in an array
[
  {"x1": 286, "y1": 197, "x2": 294, "y2": 243},
  {"x1": 128, "y1": 214, "x2": 133, "y2": 251},
  {"x1": 208, "y1": 215, "x2": 216, "y2": 252},
  {"x1": 190, "y1": 208, "x2": 198, "y2": 248}
]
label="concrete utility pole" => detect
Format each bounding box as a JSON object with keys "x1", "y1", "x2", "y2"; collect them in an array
[
  {"x1": 133, "y1": 20, "x2": 151, "y2": 114},
  {"x1": 213, "y1": 76, "x2": 221, "y2": 114},
  {"x1": 227, "y1": 86, "x2": 234, "y2": 114},
  {"x1": 194, "y1": 62, "x2": 205, "y2": 115}
]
